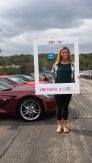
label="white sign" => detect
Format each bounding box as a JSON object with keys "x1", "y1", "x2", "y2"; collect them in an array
[{"x1": 33, "y1": 38, "x2": 80, "y2": 95}]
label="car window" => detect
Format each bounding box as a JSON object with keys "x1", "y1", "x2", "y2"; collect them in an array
[
  {"x1": 0, "y1": 81, "x2": 12, "y2": 91},
  {"x1": 3, "y1": 78, "x2": 17, "y2": 84},
  {"x1": 0, "y1": 78, "x2": 14, "y2": 85},
  {"x1": 23, "y1": 75, "x2": 34, "y2": 81},
  {"x1": 13, "y1": 75, "x2": 34, "y2": 82}
]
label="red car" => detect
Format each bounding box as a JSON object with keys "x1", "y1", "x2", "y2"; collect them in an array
[
  {"x1": 0, "y1": 75, "x2": 48, "y2": 86},
  {"x1": 0, "y1": 81, "x2": 56, "y2": 121},
  {"x1": 0, "y1": 75, "x2": 9, "y2": 78}
]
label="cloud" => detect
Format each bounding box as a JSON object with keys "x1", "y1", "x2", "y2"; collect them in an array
[
  {"x1": 1, "y1": 0, "x2": 92, "y2": 32},
  {"x1": 0, "y1": 0, "x2": 92, "y2": 55}
]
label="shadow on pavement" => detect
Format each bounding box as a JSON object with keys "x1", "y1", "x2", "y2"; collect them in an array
[
  {"x1": 70, "y1": 128, "x2": 92, "y2": 137},
  {"x1": 0, "y1": 113, "x2": 92, "y2": 138}
]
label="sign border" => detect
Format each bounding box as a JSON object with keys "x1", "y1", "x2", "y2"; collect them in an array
[{"x1": 33, "y1": 38, "x2": 80, "y2": 95}]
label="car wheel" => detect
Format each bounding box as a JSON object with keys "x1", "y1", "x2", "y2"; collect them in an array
[{"x1": 17, "y1": 97, "x2": 44, "y2": 121}]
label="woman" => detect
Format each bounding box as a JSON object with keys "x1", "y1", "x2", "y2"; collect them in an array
[{"x1": 50, "y1": 47, "x2": 75, "y2": 133}]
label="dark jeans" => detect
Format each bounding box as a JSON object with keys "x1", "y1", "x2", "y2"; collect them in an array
[{"x1": 55, "y1": 94, "x2": 72, "y2": 120}]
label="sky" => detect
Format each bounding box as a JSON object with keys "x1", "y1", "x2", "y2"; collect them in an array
[{"x1": 0, "y1": 0, "x2": 92, "y2": 56}]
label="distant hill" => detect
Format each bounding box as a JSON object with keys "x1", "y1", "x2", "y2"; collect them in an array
[
  {"x1": 0, "y1": 53, "x2": 92, "y2": 75},
  {"x1": 79, "y1": 53, "x2": 92, "y2": 70}
]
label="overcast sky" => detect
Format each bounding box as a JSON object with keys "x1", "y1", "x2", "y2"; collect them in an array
[{"x1": 0, "y1": 0, "x2": 92, "y2": 55}]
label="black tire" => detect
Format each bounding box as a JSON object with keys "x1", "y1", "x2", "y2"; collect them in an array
[{"x1": 17, "y1": 97, "x2": 45, "y2": 121}]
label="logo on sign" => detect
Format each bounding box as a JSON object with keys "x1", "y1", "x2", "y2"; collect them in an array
[{"x1": 47, "y1": 53, "x2": 55, "y2": 61}]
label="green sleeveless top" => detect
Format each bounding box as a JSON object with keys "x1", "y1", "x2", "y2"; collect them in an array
[{"x1": 55, "y1": 63, "x2": 72, "y2": 83}]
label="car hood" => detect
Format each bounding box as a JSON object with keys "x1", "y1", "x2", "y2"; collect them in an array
[
  {"x1": 26, "y1": 81, "x2": 48, "y2": 85},
  {"x1": 12, "y1": 85, "x2": 35, "y2": 91}
]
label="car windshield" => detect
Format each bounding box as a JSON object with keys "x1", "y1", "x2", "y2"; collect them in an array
[
  {"x1": 13, "y1": 75, "x2": 34, "y2": 82},
  {"x1": 8, "y1": 76, "x2": 26, "y2": 84},
  {"x1": 0, "y1": 81, "x2": 13, "y2": 91},
  {"x1": 20, "y1": 75, "x2": 34, "y2": 81},
  {"x1": 0, "y1": 78, "x2": 15, "y2": 85}
]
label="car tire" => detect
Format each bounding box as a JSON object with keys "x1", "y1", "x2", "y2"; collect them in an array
[{"x1": 17, "y1": 97, "x2": 45, "y2": 121}]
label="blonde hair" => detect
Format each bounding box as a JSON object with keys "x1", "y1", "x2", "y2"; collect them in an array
[{"x1": 55, "y1": 47, "x2": 72, "y2": 64}]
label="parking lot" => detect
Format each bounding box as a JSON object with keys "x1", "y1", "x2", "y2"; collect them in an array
[
  {"x1": 0, "y1": 78, "x2": 92, "y2": 163},
  {"x1": 80, "y1": 70, "x2": 92, "y2": 80}
]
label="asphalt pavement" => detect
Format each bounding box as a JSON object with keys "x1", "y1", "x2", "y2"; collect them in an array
[{"x1": 0, "y1": 78, "x2": 92, "y2": 163}]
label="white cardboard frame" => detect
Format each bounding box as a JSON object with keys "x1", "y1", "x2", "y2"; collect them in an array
[{"x1": 33, "y1": 38, "x2": 80, "y2": 95}]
